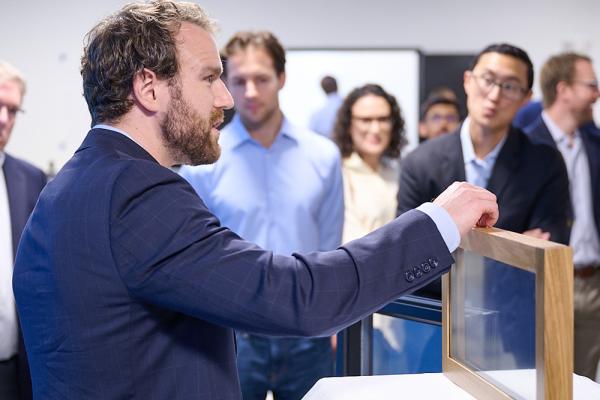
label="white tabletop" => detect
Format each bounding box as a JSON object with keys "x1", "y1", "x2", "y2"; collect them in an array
[{"x1": 302, "y1": 373, "x2": 600, "y2": 400}]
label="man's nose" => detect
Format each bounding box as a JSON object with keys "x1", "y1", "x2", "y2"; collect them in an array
[
  {"x1": 592, "y1": 87, "x2": 600, "y2": 102},
  {"x1": 244, "y1": 81, "x2": 258, "y2": 98},
  {"x1": 0, "y1": 106, "x2": 10, "y2": 125},
  {"x1": 487, "y1": 83, "x2": 502, "y2": 101},
  {"x1": 214, "y1": 80, "x2": 234, "y2": 110}
]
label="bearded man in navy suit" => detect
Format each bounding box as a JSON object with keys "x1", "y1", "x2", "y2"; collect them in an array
[
  {"x1": 12, "y1": 2, "x2": 499, "y2": 399},
  {"x1": 0, "y1": 61, "x2": 47, "y2": 400}
]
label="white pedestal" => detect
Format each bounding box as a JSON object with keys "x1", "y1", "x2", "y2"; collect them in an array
[{"x1": 302, "y1": 373, "x2": 600, "y2": 400}]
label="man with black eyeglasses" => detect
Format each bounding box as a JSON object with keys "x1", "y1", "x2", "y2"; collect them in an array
[
  {"x1": 0, "y1": 61, "x2": 46, "y2": 400},
  {"x1": 399, "y1": 43, "x2": 570, "y2": 242},
  {"x1": 397, "y1": 44, "x2": 571, "y2": 368},
  {"x1": 524, "y1": 52, "x2": 600, "y2": 381}
]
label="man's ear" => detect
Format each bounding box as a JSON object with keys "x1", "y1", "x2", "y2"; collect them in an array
[
  {"x1": 278, "y1": 71, "x2": 286, "y2": 90},
  {"x1": 418, "y1": 121, "x2": 427, "y2": 139},
  {"x1": 555, "y1": 81, "x2": 570, "y2": 101},
  {"x1": 132, "y1": 68, "x2": 165, "y2": 113},
  {"x1": 463, "y1": 70, "x2": 471, "y2": 94}
]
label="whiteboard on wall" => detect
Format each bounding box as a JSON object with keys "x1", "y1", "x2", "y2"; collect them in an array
[{"x1": 280, "y1": 49, "x2": 422, "y2": 153}]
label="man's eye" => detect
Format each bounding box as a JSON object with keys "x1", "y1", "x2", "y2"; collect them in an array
[{"x1": 502, "y1": 82, "x2": 516, "y2": 91}]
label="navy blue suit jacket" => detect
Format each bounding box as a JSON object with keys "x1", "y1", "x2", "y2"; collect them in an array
[
  {"x1": 525, "y1": 116, "x2": 600, "y2": 235},
  {"x1": 3, "y1": 153, "x2": 46, "y2": 400},
  {"x1": 397, "y1": 124, "x2": 571, "y2": 367},
  {"x1": 398, "y1": 125, "x2": 571, "y2": 244},
  {"x1": 13, "y1": 129, "x2": 453, "y2": 399}
]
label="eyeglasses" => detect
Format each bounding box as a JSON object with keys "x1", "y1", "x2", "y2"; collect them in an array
[
  {"x1": 425, "y1": 114, "x2": 460, "y2": 124},
  {"x1": 573, "y1": 80, "x2": 599, "y2": 92},
  {"x1": 0, "y1": 102, "x2": 24, "y2": 119},
  {"x1": 470, "y1": 73, "x2": 529, "y2": 101},
  {"x1": 352, "y1": 115, "x2": 393, "y2": 128}
]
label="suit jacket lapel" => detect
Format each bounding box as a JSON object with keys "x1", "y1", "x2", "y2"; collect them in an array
[
  {"x1": 581, "y1": 129, "x2": 600, "y2": 230},
  {"x1": 486, "y1": 127, "x2": 520, "y2": 198},
  {"x1": 3, "y1": 156, "x2": 27, "y2": 257},
  {"x1": 582, "y1": 130, "x2": 600, "y2": 194},
  {"x1": 442, "y1": 130, "x2": 466, "y2": 184}
]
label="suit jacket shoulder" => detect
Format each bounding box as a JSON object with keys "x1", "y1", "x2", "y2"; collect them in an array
[
  {"x1": 523, "y1": 116, "x2": 555, "y2": 147},
  {"x1": 4, "y1": 154, "x2": 46, "y2": 182},
  {"x1": 580, "y1": 124, "x2": 600, "y2": 233}
]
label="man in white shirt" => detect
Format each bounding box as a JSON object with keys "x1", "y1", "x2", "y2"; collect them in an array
[
  {"x1": 309, "y1": 76, "x2": 343, "y2": 138},
  {"x1": 525, "y1": 52, "x2": 600, "y2": 380}
]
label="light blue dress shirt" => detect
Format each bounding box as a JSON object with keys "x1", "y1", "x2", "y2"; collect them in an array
[
  {"x1": 179, "y1": 115, "x2": 344, "y2": 255},
  {"x1": 460, "y1": 117, "x2": 506, "y2": 189},
  {"x1": 309, "y1": 93, "x2": 344, "y2": 138},
  {"x1": 180, "y1": 115, "x2": 460, "y2": 254},
  {"x1": 541, "y1": 112, "x2": 600, "y2": 267}
]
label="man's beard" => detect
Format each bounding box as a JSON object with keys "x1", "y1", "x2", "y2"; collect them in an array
[{"x1": 160, "y1": 82, "x2": 224, "y2": 166}]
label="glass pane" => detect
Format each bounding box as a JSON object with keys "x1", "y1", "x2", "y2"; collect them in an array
[
  {"x1": 372, "y1": 315, "x2": 441, "y2": 375},
  {"x1": 451, "y1": 250, "x2": 536, "y2": 399}
]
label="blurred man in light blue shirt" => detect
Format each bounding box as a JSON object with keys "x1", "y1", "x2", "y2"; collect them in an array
[
  {"x1": 309, "y1": 76, "x2": 343, "y2": 138},
  {"x1": 179, "y1": 116, "x2": 343, "y2": 255},
  {"x1": 179, "y1": 31, "x2": 343, "y2": 400}
]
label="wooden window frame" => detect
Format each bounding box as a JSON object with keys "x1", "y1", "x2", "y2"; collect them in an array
[{"x1": 442, "y1": 228, "x2": 573, "y2": 400}]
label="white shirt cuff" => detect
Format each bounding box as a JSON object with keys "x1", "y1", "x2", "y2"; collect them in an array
[{"x1": 416, "y1": 202, "x2": 460, "y2": 252}]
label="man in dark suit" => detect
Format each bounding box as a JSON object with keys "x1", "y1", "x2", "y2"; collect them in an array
[
  {"x1": 0, "y1": 61, "x2": 47, "y2": 400},
  {"x1": 524, "y1": 52, "x2": 600, "y2": 380},
  {"x1": 399, "y1": 44, "x2": 570, "y2": 243},
  {"x1": 398, "y1": 44, "x2": 571, "y2": 368},
  {"x1": 12, "y1": 2, "x2": 499, "y2": 399}
]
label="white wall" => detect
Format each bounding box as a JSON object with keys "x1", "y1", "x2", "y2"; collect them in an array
[{"x1": 3, "y1": 0, "x2": 600, "y2": 171}]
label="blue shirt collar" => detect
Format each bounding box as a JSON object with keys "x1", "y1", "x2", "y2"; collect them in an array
[
  {"x1": 460, "y1": 117, "x2": 506, "y2": 165},
  {"x1": 221, "y1": 114, "x2": 298, "y2": 151}
]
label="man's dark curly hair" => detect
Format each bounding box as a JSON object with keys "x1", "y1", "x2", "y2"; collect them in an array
[
  {"x1": 333, "y1": 84, "x2": 406, "y2": 159},
  {"x1": 80, "y1": 1, "x2": 215, "y2": 126}
]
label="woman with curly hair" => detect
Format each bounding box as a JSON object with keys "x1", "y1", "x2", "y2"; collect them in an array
[
  {"x1": 334, "y1": 83, "x2": 413, "y2": 374},
  {"x1": 333, "y1": 83, "x2": 406, "y2": 244}
]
